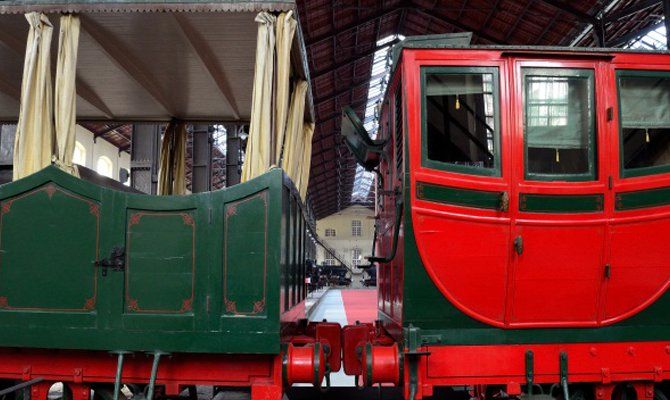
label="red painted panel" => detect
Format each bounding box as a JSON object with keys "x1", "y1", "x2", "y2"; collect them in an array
[
  {"x1": 510, "y1": 224, "x2": 605, "y2": 324},
  {"x1": 422, "y1": 341, "x2": 670, "y2": 386},
  {"x1": 414, "y1": 208, "x2": 511, "y2": 324},
  {"x1": 605, "y1": 216, "x2": 670, "y2": 321}
]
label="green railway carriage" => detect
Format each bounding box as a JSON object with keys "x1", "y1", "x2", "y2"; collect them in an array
[{"x1": 0, "y1": 165, "x2": 312, "y2": 354}]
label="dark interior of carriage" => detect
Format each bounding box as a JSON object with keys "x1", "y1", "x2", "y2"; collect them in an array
[
  {"x1": 424, "y1": 71, "x2": 498, "y2": 172},
  {"x1": 421, "y1": 67, "x2": 670, "y2": 180},
  {"x1": 619, "y1": 74, "x2": 670, "y2": 172}
]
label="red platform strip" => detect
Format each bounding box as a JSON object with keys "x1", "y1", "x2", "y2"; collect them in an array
[
  {"x1": 415, "y1": 341, "x2": 670, "y2": 398},
  {"x1": 340, "y1": 289, "x2": 378, "y2": 325},
  {"x1": 0, "y1": 349, "x2": 283, "y2": 400}
]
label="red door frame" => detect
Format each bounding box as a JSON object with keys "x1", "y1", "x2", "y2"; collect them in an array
[
  {"x1": 601, "y1": 52, "x2": 670, "y2": 324},
  {"x1": 405, "y1": 49, "x2": 514, "y2": 327},
  {"x1": 506, "y1": 57, "x2": 612, "y2": 327}
]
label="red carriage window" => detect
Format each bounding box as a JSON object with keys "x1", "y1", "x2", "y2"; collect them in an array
[
  {"x1": 617, "y1": 70, "x2": 670, "y2": 177},
  {"x1": 523, "y1": 68, "x2": 597, "y2": 181},
  {"x1": 421, "y1": 67, "x2": 501, "y2": 176}
]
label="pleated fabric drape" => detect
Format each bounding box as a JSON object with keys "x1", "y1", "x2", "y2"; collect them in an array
[
  {"x1": 13, "y1": 12, "x2": 54, "y2": 181},
  {"x1": 241, "y1": 12, "x2": 276, "y2": 183},
  {"x1": 53, "y1": 14, "x2": 81, "y2": 177},
  {"x1": 281, "y1": 80, "x2": 307, "y2": 185},
  {"x1": 273, "y1": 11, "x2": 297, "y2": 164},
  {"x1": 158, "y1": 121, "x2": 188, "y2": 195},
  {"x1": 297, "y1": 122, "x2": 314, "y2": 200}
]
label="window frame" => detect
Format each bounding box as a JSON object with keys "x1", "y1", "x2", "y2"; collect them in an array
[
  {"x1": 616, "y1": 69, "x2": 670, "y2": 178},
  {"x1": 96, "y1": 155, "x2": 114, "y2": 179},
  {"x1": 324, "y1": 228, "x2": 336, "y2": 237},
  {"x1": 351, "y1": 220, "x2": 362, "y2": 237},
  {"x1": 352, "y1": 247, "x2": 361, "y2": 267},
  {"x1": 522, "y1": 67, "x2": 597, "y2": 182},
  {"x1": 73, "y1": 141, "x2": 87, "y2": 167},
  {"x1": 420, "y1": 66, "x2": 502, "y2": 177}
]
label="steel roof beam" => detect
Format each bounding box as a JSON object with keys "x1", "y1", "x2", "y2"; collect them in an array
[
  {"x1": 173, "y1": 13, "x2": 241, "y2": 120},
  {"x1": 413, "y1": 8, "x2": 501, "y2": 44},
  {"x1": 93, "y1": 123, "x2": 124, "y2": 141},
  {"x1": 605, "y1": 0, "x2": 660, "y2": 21},
  {"x1": 306, "y1": 7, "x2": 402, "y2": 47},
  {"x1": 607, "y1": 21, "x2": 664, "y2": 47},
  {"x1": 537, "y1": 0, "x2": 598, "y2": 24},
  {"x1": 311, "y1": 39, "x2": 399, "y2": 81},
  {"x1": 80, "y1": 15, "x2": 176, "y2": 117}
]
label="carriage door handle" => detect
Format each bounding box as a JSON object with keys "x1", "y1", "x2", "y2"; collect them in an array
[{"x1": 514, "y1": 236, "x2": 524, "y2": 255}]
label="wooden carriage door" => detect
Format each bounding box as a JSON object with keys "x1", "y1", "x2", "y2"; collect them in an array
[{"x1": 508, "y1": 60, "x2": 610, "y2": 326}]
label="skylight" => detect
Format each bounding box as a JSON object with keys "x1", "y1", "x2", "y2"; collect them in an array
[
  {"x1": 626, "y1": 24, "x2": 667, "y2": 50},
  {"x1": 351, "y1": 34, "x2": 404, "y2": 204}
]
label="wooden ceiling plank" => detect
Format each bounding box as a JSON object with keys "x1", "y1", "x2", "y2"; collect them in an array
[
  {"x1": 0, "y1": 23, "x2": 114, "y2": 119},
  {"x1": 0, "y1": 73, "x2": 20, "y2": 102},
  {"x1": 76, "y1": 79, "x2": 114, "y2": 119},
  {"x1": 173, "y1": 13, "x2": 241, "y2": 121},
  {"x1": 80, "y1": 15, "x2": 176, "y2": 117}
]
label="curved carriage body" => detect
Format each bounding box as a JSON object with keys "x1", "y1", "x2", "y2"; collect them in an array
[
  {"x1": 0, "y1": 166, "x2": 312, "y2": 398},
  {"x1": 364, "y1": 41, "x2": 670, "y2": 398}
]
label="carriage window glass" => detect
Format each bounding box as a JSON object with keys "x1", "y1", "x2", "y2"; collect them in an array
[
  {"x1": 618, "y1": 71, "x2": 670, "y2": 177},
  {"x1": 422, "y1": 67, "x2": 500, "y2": 176},
  {"x1": 523, "y1": 68, "x2": 596, "y2": 180}
]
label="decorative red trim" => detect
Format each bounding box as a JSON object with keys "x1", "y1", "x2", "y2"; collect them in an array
[{"x1": 1, "y1": 201, "x2": 12, "y2": 215}]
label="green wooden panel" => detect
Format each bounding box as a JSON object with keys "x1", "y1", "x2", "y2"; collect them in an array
[
  {"x1": 416, "y1": 181, "x2": 503, "y2": 210},
  {"x1": 125, "y1": 210, "x2": 196, "y2": 314},
  {"x1": 616, "y1": 186, "x2": 670, "y2": 210},
  {"x1": 223, "y1": 190, "x2": 269, "y2": 316},
  {"x1": 0, "y1": 183, "x2": 99, "y2": 312},
  {"x1": 519, "y1": 193, "x2": 604, "y2": 213},
  {"x1": 0, "y1": 166, "x2": 302, "y2": 354}
]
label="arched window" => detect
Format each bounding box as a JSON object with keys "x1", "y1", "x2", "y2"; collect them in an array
[
  {"x1": 96, "y1": 156, "x2": 113, "y2": 178},
  {"x1": 72, "y1": 141, "x2": 86, "y2": 166}
]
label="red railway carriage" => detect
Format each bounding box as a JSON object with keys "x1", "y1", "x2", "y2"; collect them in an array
[{"x1": 342, "y1": 35, "x2": 670, "y2": 400}]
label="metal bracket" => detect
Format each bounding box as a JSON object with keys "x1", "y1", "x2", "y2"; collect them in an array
[
  {"x1": 405, "y1": 325, "x2": 425, "y2": 400},
  {"x1": 560, "y1": 352, "x2": 569, "y2": 400},
  {"x1": 525, "y1": 350, "x2": 534, "y2": 399},
  {"x1": 0, "y1": 378, "x2": 44, "y2": 397},
  {"x1": 95, "y1": 246, "x2": 126, "y2": 276}
]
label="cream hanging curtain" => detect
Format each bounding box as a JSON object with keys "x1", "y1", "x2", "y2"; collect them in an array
[
  {"x1": 241, "y1": 12, "x2": 276, "y2": 182},
  {"x1": 53, "y1": 14, "x2": 80, "y2": 177},
  {"x1": 158, "y1": 121, "x2": 187, "y2": 195},
  {"x1": 297, "y1": 122, "x2": 315, "y2": 200},
  {"x1": 280, "y1": 80, "x2": 307, "y2": 184},
  {"x1": 13, "y1": 12, "x2": 54, "y2": 181},
  {"x1": 273, "y1": 11, "x2": 297, "y2": 165}
]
